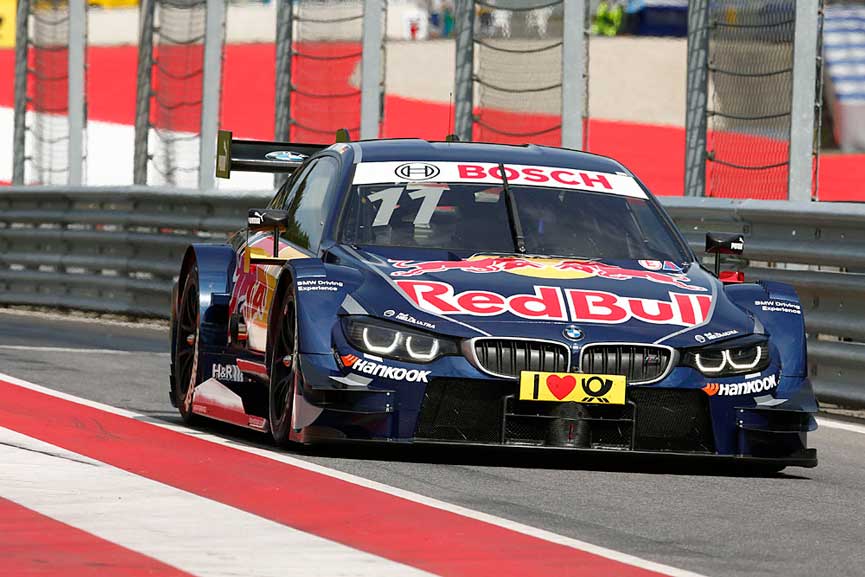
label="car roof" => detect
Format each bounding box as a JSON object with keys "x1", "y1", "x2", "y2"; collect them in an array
[{"x1": 344, "y1": 139, "x2": 630, "y2": 175}]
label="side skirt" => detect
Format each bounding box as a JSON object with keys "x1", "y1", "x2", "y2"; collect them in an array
[{"x1": 191, "y1": 378, "x2": 270, "y2": 433}]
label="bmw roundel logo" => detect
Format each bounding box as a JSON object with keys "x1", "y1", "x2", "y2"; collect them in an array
[
  {"x1": 265, "y1": 150, "x2": 308, "y2": 162},
  {"x1": 395, "y1": 162, "x2": 440, "y2": 181},
  {"x1": 563, "y1": 325, "x2": 584, "y2": 341}
]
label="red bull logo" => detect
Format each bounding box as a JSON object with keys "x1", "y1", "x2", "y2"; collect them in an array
[
  {"x1": 389, "y1": 256, "x2": 705, "y2": 292},
  {"x1": 396, "y1": 280, "x2": 712, "y2": 327}
]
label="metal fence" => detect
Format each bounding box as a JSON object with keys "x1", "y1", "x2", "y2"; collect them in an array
[{"x1": 0, "y1": 186, "x2": 863, "y2": 407}]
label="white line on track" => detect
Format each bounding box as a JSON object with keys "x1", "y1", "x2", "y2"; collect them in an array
[
  {"x1": 0, "y1": 345, "x2": 169, "y2": 356},
  {"x1": 0, "y1": 426, "x2": 433, "y2": 577},
  {"x1": 0, "y1": 306, "x2": 169, "y2": 329},
  {"x1": 0, "y1": 371, "x2": 706, "y2": 577},
  {"x1": 816, "y1": 416, "x2": 865, "y2": 435}
]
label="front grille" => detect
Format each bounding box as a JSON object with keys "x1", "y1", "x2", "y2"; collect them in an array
[
  {"x1": 628, "y1": 388, "x2": 715, "y2": 453},
  {"x1": 472, "y1": 338, "x2": 569, "y2": 379},
  {"x1": 414, "y1": 380, "x2": 715, "y2": 454},
  {"x1": 580, "y1": 344, "x2": 673, "y2": 384}
]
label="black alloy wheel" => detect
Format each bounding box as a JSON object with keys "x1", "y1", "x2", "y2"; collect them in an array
[
  {"x1": 268, "y1": 285, "x2": 298, "y2": 446},
  {"x1": 173, "y1": 266, "x2": 200, "y2": 423}
]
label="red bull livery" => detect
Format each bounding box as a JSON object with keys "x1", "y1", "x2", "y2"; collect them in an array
[{"x1": 169, "y1": 135, "x2": 817, "y2": 473}]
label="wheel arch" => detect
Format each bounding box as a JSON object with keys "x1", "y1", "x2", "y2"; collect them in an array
[
  {"x1": 726, "y1": 280, "x2": 807, "y2": 377},
  {"x1": 266, "y1": 266, "x2": 297, "y2": 371},
  {"x1": 266, "y1": 258, "x2": 365, "y2": 363},
  {"x1": 177, "y1": 243, "x2": 237, "y2": 348}
]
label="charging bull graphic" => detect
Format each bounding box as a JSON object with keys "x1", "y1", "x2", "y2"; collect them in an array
[{"x1": 388, "y1": 256, "x2": 705, "y2": 292}]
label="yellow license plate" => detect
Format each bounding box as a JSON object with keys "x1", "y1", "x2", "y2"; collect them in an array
[{"x1": 518, "y1": 372, "x2": 626, "y2": 404}]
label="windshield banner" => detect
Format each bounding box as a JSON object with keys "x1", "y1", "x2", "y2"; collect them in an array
[{"x1": 352, "y1": 161, "x2": 647, "y2": 199}]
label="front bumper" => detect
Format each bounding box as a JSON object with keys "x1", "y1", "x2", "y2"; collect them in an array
[
  {"x1": 306, "y1": 438, "x2": 818, "y2": 469},
  {"x1": 297, "y1": 358, "x2": 818, "y2": 467}
]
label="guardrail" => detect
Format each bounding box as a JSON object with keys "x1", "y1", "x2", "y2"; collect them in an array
[
  {"x1": 1, "y1": 186, "x2": 863, "y2": 407},
  {"x1": 0, "y1": 186, "x2": 269, "y2": 317},
  {"x1": 664, "y1": 197, "x2": 865, "y2": 408}
]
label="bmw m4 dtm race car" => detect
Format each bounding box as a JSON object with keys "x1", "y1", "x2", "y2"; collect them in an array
[{"x1": 169, "y1": 130, "x2": 818, "y2": 471}]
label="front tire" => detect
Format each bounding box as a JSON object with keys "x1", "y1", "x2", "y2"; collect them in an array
[
  {"x1": 172, "y1": 265, "x2": 201, "y2": 423},
  {"x1": 268, "y1": 284, "x2": 298, "y2": 446}
]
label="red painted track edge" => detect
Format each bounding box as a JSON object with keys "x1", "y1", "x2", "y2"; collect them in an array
[{"x1": 0, "y1": 377, "x2": 670, "y2": 577}]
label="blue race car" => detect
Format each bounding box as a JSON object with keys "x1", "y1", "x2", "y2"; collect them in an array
[{"x1": 169, "y1": 131, "x2": 818, "y2": 471}]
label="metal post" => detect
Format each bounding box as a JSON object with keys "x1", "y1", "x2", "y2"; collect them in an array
[
  {"x1": 453, "y1": 0, "x2": 474, "y2": 141},
  {"x1": 360, "y1": 0, "x2": 383, "y2": 140},
  {"x1": 684, "y1": 0, "x2": 709, "y2": 197},
  {"x1": 788, "y1": 0, "x2": 820, "y2": 203},
  {"x1": 561, "y1": 0, "x2": 586, "y2": 150},
  {"x1": 12, "y1": 0, "x2": 30, "y2": 185},
  {"x1": 274, "y1": 0, "x2": 293, "y2": 187},
  {"x1": 133, "y1": 0, "x2": 156, "y2": 185},
  {"x1": 275, "y1": 0, "x2": 293, "y2": 141},
  {"x1": 199, "y1": 0, "x2": 226, "y2": 191},
  {"x1": 68, "y1": 0, "x2": 86, "y2": 185}
]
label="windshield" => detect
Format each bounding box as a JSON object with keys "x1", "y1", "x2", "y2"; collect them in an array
[{"x1": 340, "y1": 182, "x2": 690, "y2": 262}]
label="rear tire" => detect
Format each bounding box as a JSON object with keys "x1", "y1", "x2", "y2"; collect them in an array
[
  {"x1": 172, "y1": 265, "x2": 201, "y2": 423},
  {"x1": 268, "y1": 284, "x2": 298, "y2": 446}
]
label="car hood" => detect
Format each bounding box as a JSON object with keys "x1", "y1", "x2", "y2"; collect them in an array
[{"x1": 333, "y1": 246, "x2": 757, "y2": 346}]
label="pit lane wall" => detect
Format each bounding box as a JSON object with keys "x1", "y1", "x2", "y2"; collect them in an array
[{"x1": 0, "y1": 186, "x2": 861, "y2": 408}]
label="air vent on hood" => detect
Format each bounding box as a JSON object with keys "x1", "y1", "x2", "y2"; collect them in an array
[
  {"x1": 579, "y1": 343, "x2": 675, "y2": 385},
  {"x1": 471, "y1": 338, "x2": 570, "y2": 379}
]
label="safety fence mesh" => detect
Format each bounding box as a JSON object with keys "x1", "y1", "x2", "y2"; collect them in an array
[
  {"x1": 289, "y1": 0, "x2": 364, "y2": 143},
  {"x1": 147, "y1": 0, "x2": 208, "y2": 187},
  {"x1": 27, "y1": 0, "x2": 79, "y2": 184},
  {"x1": 706, "y1": 1, "x2": 796, "y2": 199},
  {"x1": 473, "y1": 0, "x2": 566, "y2": 146}
]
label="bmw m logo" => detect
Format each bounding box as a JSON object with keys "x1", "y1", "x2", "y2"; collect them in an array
[
  {"x1": 563, "y1": 325, "x2": 584, "y2": 341},
  {"x1": 395, "y1": 162, "x2": 440, "y2": 181}
]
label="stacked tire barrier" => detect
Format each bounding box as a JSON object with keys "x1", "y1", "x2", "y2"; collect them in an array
[{"x1": 0, "y1": 187, "x2": 862, "y2": 407}]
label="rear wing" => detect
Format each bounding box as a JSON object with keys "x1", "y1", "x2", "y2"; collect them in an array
[{"x1": 215, "y1": 130, "x2": 328, "y2": 178}]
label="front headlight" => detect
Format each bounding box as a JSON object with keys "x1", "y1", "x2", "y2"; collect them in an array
[
  {"x1": 341, "y1": 316, "x2": 459, "y2": 363},
  {"x1": 681, "y1": 336, "x2": 770, "y2": 377}
]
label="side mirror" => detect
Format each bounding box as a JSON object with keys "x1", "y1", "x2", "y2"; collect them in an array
[
  {"x1": 244, "y1": 208, "x2": 291, "y2": 271},
  {"x1": 718, "y1": 270, "x2": 745, "y2": 284},
  {"x1": 248, "y1": 208, "x2": 289, "y2": 231},
  {"x1": 705, "y1": 232, "x2": 744, "y2": 278}
]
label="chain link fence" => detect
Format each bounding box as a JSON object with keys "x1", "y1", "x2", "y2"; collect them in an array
[
  {"x1": 706, "y1": 1, "x2": 799, "y2": 199},
  {"x1": 473, "y1": 0, "x2": 564, "y2": 145},
  {"x1": 823, "y1": 0, "x2": 865, "y2": 153},
  {"x1": 284, "y1": 0, "x2": 365, "y2": 143},
  {"x1": 145, "y1": 0, "x2": 209, "y2": 187},
  {"x1": 26, "y1": 0, "x2": 80, "y2": 184}
]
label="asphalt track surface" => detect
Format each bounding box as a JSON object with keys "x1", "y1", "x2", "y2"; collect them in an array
[{"x1": 2, "y1": 310, "x2": 864, "y2": 577}]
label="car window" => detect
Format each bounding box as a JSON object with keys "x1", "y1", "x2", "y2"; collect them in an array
[
  {"x1": 341, "y1": 182, "x2": 688, "y2": 262},
  {"x1": 269, "y1": 160, "x2": 316, "y2": 210},
  {"x1": 284, "y1": 156, "x2": 338, "y2": 251}
]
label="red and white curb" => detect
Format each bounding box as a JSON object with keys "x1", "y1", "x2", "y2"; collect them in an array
[{"x1": 0, "y1": 372, "x2": 708, "y2": 577}]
